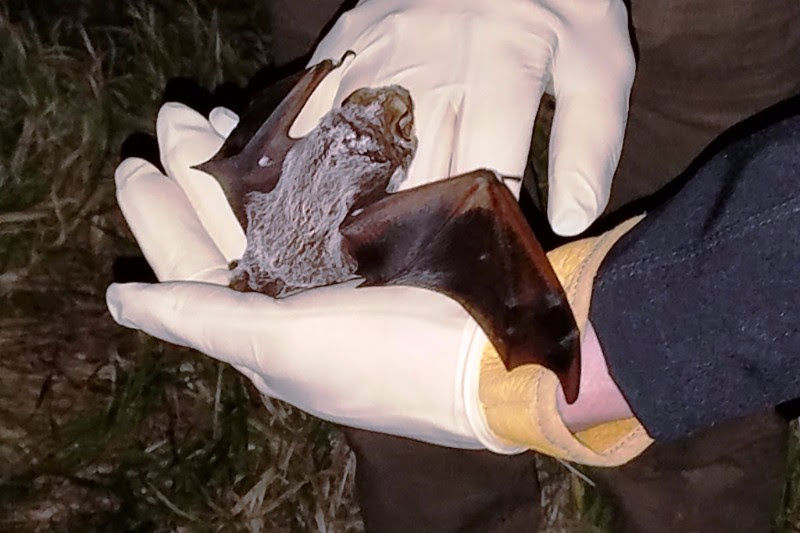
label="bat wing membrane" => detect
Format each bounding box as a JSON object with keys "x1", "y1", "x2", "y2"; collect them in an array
[{"x1": 340, "y1": 170, "x2": 581, "y2": 403}]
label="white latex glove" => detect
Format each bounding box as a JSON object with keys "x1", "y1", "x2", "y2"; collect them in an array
[
  {"x1": 106, "y1": 102, "x2": 515, "y2": 451},
  {"x1": 295, "y1": 0, "x2": 635, "y2": 236}
]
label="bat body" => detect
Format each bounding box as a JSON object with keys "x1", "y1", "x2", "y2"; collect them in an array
[
  {"x1": 196, "y1": 55, "x2": 581, "y2": 402},
  {"x1": 229, "y1": 84, "x2": 415, "y2": 297}
]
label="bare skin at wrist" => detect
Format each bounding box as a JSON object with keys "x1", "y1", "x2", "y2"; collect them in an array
[{"x1": 556, "y1": 321, "x2": 634, "y2": 432}]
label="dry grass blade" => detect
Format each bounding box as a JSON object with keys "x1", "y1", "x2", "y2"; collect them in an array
[
  {"x1": 147, "y1": 481, "x2": 200, "y2": 523},
  {"x1": 231, "y1": 467, "x2": 277, "y2": 516}
]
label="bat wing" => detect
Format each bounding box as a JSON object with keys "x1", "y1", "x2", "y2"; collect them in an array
[
  {"x1": 195, "y1": 52, "x2": 354, "y2": 228},
  {"x1": 339, "y1": 170, "x2": 581, "y2": 403}
]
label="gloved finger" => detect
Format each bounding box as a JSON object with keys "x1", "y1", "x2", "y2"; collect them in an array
[
  {"x1": 106, "y1": 279, "x2": 483, "y2": 447},
  {"x1": 547, "y1": 27, "x2": 635, "y2": 237},
  {"x1": 105, "y1": 279, "x2": 471, "y2": 389},
  {"x1": 447, "y1": 80, "x2": 548, "y2": 201},
  {"x1": 546, "y1": 85, "x2": 630, "y2": 236},
  {"x1": 208, "y1": 106, "x2": 240, "y2": 138},
  {"x1": 114, "y1": 157, "x2": 232, "y2": 284},
  {"x1": 156, "y1": 102, "x2": 246, "y2": 262},
  {"x1": 450, "y1": 45, "x2": 550, "y2": 182},
  {"x1": 106, "y1": 281, "x2": 262, "y2": 370},
  {"x1": 400, "y1": 84, "x2": 542, "y2": 198}
]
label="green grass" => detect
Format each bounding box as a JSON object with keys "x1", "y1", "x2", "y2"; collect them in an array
[
  {"x1": 0, "y1": 2, "x2": 362, "y2": 529},
  {"x1": 1, "y1": 1, "x2": 798, "y2": 531}
]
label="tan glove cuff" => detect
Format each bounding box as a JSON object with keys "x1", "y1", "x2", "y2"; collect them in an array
[{"x1": 478, "y1": 216, "x2": 654, "y2": 466}]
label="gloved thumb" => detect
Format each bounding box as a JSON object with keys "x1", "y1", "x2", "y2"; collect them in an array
[{"x1": 106, "y1": 281, "x2": 261, "y2": 370}]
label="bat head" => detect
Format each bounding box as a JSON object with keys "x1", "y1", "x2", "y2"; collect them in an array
[{"x1": 335, "y1": 85, "x2": 417, "y2": 204}]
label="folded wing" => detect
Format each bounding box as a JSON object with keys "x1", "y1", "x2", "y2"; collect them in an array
[{"x1": 339, "y1": 170, "x2": 581, "y2": 403}]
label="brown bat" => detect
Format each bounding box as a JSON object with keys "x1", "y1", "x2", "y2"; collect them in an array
[{"x1": 196, "y1": 54, "x2": 581, "y2": 403}]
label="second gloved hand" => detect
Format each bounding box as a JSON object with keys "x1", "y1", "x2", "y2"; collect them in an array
[{"x1": 297, "y1": 0, "x2": 635, "y2": 235}]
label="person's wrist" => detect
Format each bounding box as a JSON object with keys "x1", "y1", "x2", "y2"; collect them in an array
[
  {"x1": 555, "y1": 321, "x2": 633, "y2": 432},
  {"x1": 477, "y1": 218, "x2": 653, "y2": 465}
]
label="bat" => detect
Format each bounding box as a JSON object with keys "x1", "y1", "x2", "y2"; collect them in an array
[{"x1": 196, "y1": 53, "x2": 581, "y2": 403}]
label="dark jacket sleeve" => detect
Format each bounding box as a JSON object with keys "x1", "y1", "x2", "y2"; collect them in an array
[{"x1": 589, "y1": 104, "x2": 800, "y2": 441}]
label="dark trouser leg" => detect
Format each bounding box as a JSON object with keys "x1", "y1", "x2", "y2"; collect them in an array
[
  {"x1": 590, "y1": 411, "x2": 789, "y2": 533},
  {"x1": 343, "y1": 428, "x2": 541, "y2": 532},
  {"x1": 592, "y1": 1, "x2": 799, "y2": 530}
]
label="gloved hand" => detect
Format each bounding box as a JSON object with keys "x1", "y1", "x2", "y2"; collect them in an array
[
  {"x1": 106, "y1": 102, "x2": 511, "y2": 450},
  {"x1": 296, "y1": 0, "x2": 635, "y2": 235}
]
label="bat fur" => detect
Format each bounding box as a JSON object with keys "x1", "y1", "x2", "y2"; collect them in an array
[{"x1": 231, "y1": 86, "x2": 416, "y2": 297}]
